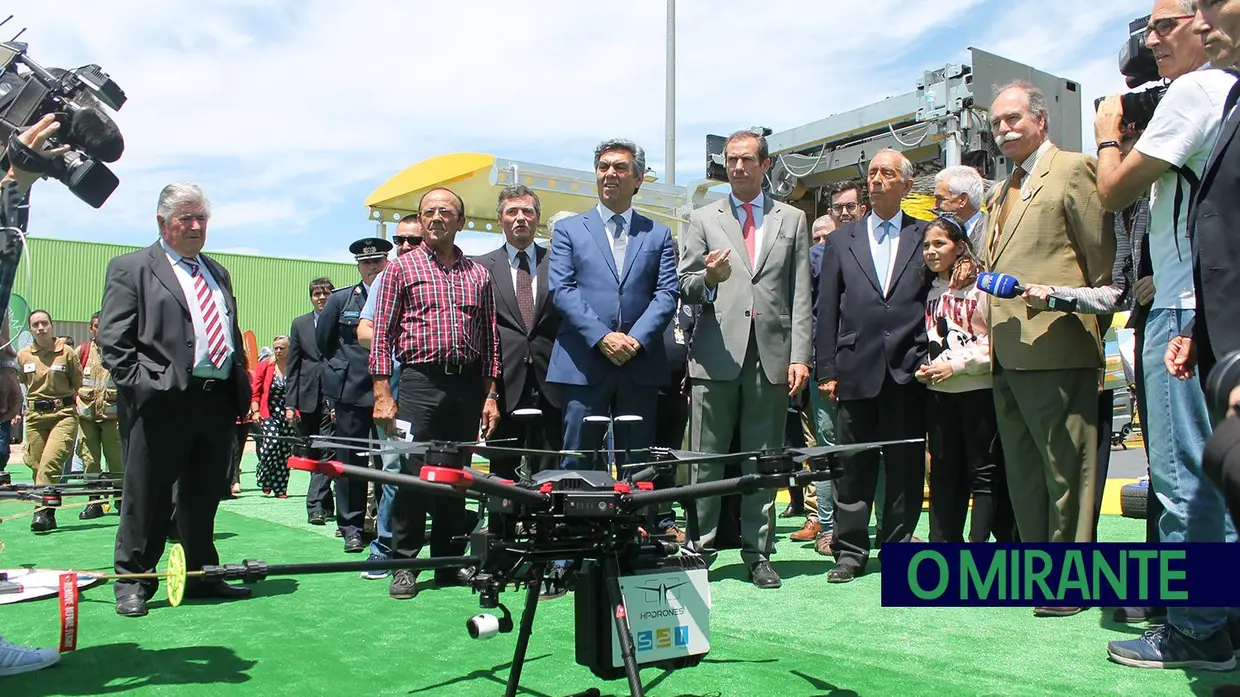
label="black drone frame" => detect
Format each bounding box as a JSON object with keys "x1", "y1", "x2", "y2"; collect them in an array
[
  {"x1": 206, "y1": 426, "x2": 920, "y2": 697},
  {"x1": 0, "y1": 471, "x2": 123, "y2": 514}
]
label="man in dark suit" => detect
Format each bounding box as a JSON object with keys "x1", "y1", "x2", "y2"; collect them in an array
[
  {"x1": 547, "y1": 138, "x2": 679, "y2": 470},
  {"x1": 286, "y1": 276, "x2": 336, "y2": 525},
  {"x1": 316, "y1": 237, "x2": 391, "y2": 553},
  {"x1": 472, "y1": 184, "x2": 561, "y2": 478},
  {"x1": 99, "y1": 182, "x2": 253, "y2": 617},
  {"x1": 815, "y1": 149, "x2": 931, "y2": 583}
]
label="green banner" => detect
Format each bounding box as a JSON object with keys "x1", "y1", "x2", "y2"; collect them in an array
[{"x1": 8, "y1": 292, "x2": 31, "y2": 352}]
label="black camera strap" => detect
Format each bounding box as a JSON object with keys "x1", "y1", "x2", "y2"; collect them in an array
[
  {"x1": 5, "y1": 133, "x2": 51, "y2": 176},
  {"x1": 1170, "y1": 164, "x2": 1199, "y2": 262}
]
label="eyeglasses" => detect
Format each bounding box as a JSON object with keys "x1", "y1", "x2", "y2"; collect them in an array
[
  {"x1": 393, "y1": 235, "x2": 422, "y2": 246},
  {"x1": 1145, "y1": 14, "x2": 1193, "y2": 41},
  {"x1": 830, "y1": 201, "x2": 859, "y2": 213}
]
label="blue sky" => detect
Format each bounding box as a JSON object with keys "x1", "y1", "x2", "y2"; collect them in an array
[{"x1": 23, "y1": 0, "x2": 1141, "y2": 264}]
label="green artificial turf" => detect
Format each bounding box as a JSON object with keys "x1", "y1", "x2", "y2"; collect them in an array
[{"x1": 0, "y1": 456, "x2": 1232, "y2": 696}]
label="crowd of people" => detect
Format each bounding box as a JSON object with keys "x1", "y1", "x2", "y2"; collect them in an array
[{"x1": 7, "y1": 0, "x2": 1240, "y2": 684}]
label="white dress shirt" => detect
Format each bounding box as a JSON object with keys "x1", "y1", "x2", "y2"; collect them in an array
[
  {"x1": 505, "y1": 242, "x2": 540, "y2": 298},
  {"x1": 965, "y1": 210, "x2": 986, "y2": 254},
  {"x1": 160, "y1": 239, "x2": 235, "y2": 379},
  {"x1": 867, "y1": 210, "x2": 903, "y2": 294},
  {"x1": 597, "y1": 204, "x2": 634, "y2": 245},
  {"x1": 731, "y1": 191, "x2": 766, "y2": 262}
]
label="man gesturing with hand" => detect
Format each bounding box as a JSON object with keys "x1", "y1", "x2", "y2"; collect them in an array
[
  {"x1": 546, "y1": 138, "x2": 678, "y2": 470},
  {"x1": 678, "y1": 129, "x2": 813, "y2": 589}
]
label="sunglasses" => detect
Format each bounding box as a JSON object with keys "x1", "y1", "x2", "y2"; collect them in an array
[{"x1": 393, "y1": 235, "x2": 422, "y2": 246}]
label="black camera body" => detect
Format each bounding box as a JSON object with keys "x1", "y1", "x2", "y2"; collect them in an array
[
  {"x1": 0, "y1": 41, "x2": 125, "y2": 208},
  {"x1": 1094, "y1": 14, "x2": 1168, "y2": 132},
  {"x1": 1207, "y1": 351, "x2": 1240, "y2": 422}
]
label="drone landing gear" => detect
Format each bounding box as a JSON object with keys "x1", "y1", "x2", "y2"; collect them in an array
[{"x1": 501, "y1": 557, "x2": 646, "y2": 697}]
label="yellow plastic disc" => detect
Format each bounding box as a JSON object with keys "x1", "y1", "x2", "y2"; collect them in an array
[{"x1": 166, "y1": 543, "x2": 187, "y2": 608}]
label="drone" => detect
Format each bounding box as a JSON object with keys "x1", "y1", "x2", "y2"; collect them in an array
[
  {"x1": 189, "y1": 415, "x2": 922, "y2": 697},
  {"x1": 0, "y1": 471, "x2": 123, "y2": 517}
]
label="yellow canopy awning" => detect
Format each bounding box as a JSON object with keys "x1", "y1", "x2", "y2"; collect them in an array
[{"x1": 364, "y1": 153, "x2": 697, "y2": 237}]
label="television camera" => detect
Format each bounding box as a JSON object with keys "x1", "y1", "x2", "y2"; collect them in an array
[
  {"x1": 190, "y1": 422, "x2": 920, "y2": 697},
  {"x1": 0, "y1": 18, "x2": 126, "y2": 208},
  {"x1": 1093, "y1": 14, "x2": 1168, "y2": 133}
]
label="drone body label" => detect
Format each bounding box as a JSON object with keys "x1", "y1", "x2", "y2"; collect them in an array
[{"x1": 614, "y1": 568, "x2": 711, "y2": 668}]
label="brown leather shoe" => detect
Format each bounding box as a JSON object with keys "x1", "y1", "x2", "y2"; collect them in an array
[
  {"x1": 789, "y1": 519, "x2": 819, "y2": 542},
  {"x1": 814, "y1": 531, "x2": 834, "y2": 556}
]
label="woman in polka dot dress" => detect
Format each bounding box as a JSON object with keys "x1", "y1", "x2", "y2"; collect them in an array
[{"x1": 249, "y1": 336, "x2": 295, "y2": 497}]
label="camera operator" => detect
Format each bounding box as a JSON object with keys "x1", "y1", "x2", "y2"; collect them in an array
[
  {"x1": 0, "y1": 114, "x2": 73, "y2": 676},
  {"x1": 1097, "y1": 0, "x2": 1240, "y2": 670}
]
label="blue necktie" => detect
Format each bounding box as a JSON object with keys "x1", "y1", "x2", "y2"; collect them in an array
[
  {"x1": 874, "y1": 221, "x2": 894, "y2": 292},
  {"x1": 611, "y1": 214, "x2": 627, "y2": 274}
]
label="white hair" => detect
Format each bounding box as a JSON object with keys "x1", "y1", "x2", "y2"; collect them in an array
[
  {"x1": 812, "y1": 214, "x2": 835, "y2": 232},
  {"x1": 873, "y1": 148, "x2": 914, "y2": 182},
  {"x1": 935, "y1": 166, "x2": 985, "y2": 210},
  {"x1": 156, "y1": 182, "x2": 212, "y2": 222},
  {"x1": 545, "y1": 210, "x2": 576, "y2": 235}
]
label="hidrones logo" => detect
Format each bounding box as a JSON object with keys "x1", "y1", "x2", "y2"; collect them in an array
[{"x1": 635, "y1": 578, "x2": 689, "y2": 620}]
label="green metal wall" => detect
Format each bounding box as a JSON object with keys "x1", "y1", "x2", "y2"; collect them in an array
[{"x1": 13, "y1": 237, "x2": 360, "y2": 344}]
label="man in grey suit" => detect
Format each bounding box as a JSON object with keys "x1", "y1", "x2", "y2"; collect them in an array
[{"x1": 678, "y1": 129, "x2": 812, "y2": 589}]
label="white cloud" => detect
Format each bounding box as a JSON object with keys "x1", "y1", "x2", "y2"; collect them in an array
[{"x1": 18, "y1": 0, "x2": 1144, "y2": 260}]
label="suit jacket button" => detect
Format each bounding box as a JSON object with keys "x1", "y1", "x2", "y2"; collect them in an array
[
  {"x1": 186, "y1": 340, "x2": 192, "y2": 347},
  {"x1": 744, "y1": 310, "x2": 751, "y2": 317},
  {"x1": 884, "y1": 304, "x2": 890, "y2": 310},
  {"x1": 883, "y1": 330, "x2": 891, "y2": 337}
]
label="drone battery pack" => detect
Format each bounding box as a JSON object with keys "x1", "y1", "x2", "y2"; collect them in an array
[{"x1": 574, "y1": 556, "x2": 710, "y2": 680}]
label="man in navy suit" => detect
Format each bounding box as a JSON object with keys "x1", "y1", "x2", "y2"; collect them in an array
[
  {"x1": 547, "y1": 138, "x2": 678, "y2": 469},
  {"x1": 815, "y1": 149, "x2": 932, "y2": 583}
]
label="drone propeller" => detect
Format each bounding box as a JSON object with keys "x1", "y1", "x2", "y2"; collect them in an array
[
  {"x1": 617, "y1": 447, "x2": 763, "y2": 471},
  {"x1": 306, "y1": 435, "x2": 587, "y2": 462},
  {"x1": 789, "y1": 438, "x2": 925, "y2": 463}
]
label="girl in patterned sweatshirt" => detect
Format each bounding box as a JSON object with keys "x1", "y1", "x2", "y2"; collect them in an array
[{"x1": 916, "y1": 215, "x2": 1014, "y2": 543}]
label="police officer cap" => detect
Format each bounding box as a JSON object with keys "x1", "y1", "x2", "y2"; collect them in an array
[{"x1": 350, "y1": 237, "x2": 393, "y2": 262}]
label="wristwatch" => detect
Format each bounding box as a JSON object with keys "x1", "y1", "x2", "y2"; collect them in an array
[
  {"x1": 486, "y1": 392, "x2": 499, "y2": 401},
  {"x1": 1098, "y1": 140, "x2": 1121, "y2": 151},
  {"x1": 0, "y1": 358, "x2": 18, "y2": 371}
]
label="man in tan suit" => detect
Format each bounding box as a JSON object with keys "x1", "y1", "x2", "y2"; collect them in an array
[
  {"x1": 679, "y1": 129, "x2": 812, "y2": 589},
  {"x1": 984, "y1": 82, "x2": 1115, "y2": 581}
]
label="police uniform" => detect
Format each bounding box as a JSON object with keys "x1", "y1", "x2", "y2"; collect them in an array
[
  {"x1": 16, "y1": 337, "x2": 82, "y2": 530},
  {"x1": 76, "y1": 336, "x2": 123, "y2": 518},
  {"x1": 315, "y1": 237, "x2": 391, "y2": 551}
]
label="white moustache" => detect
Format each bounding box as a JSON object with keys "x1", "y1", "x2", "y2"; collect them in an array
[{"x1": 994, "y1": 132, "x2": 1022, "y2": 146}]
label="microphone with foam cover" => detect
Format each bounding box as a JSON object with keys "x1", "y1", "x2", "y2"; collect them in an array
[{"x1": 63, "y1": 107, "x2": 124, "y2": 163}]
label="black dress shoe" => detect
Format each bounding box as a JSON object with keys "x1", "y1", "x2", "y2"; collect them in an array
[
  {"x1": 307, "y1": 512, "x2": 326, "y2": 525},
  {"x1": 344, "y1": 535, "x2": 365, "y2": 553},
  {"x1": 116, "y1": 593, "x2": 148, "y2": 617},
  {"x1": 79, "y1": 503, "x2": 105, "y2": 520},
  {"x1": 827, "y1": 566, "x2": 858, "y2": 584},
  {"x1": 747, "y1": 561, "x2": 782, "y2": 589},
  {"x1": 185, "y1": 582, "x2": 253, "y2": 600}
]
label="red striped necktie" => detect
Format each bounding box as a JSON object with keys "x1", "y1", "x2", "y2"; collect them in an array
[{"x1": 181, "y1": 258, "x2": 228, "y2": 368}]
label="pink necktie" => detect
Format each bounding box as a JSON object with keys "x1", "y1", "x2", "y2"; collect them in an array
[
  {"x1": 183, "y1": 259, "x2": 228, "y2": 368},
  {"x1": 741, "y1": 202, "x2": 756, "y2": 266}
]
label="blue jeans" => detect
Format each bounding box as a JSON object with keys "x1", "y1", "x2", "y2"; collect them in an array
[
  {"x1": 368, "y1": 424, "x2": 407, "y2": 557},
  {"x1": 812, "y1": 389, "x2": 837, "y2": 533},
  {"x1": 1143, "y1": 308, "x2": 1237, "y2": 637}
]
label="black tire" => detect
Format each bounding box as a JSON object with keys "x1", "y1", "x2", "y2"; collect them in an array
[{"x1": 1120, "y1": 481, "x2": 1148, "y2": 520}]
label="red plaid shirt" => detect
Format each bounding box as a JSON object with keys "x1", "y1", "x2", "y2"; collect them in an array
[{"x1": 369, "y1": 244, "x2": 500, "y2": 379}]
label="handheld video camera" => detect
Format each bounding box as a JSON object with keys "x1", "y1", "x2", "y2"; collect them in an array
[
  {"x1": 1093, "y1": 14, "x2": 1167, "y2": 132},
  {"x1": 0, "y1": 37, "x2": 126, "y2": 208}
]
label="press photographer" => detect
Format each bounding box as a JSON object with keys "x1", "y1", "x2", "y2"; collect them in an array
[
  {"x1": 1092, "y1": 1, "x2": 1240, "y2": 671},
  {"x1": 0, "y1": 113, "x2": 83, "y2": 676}
]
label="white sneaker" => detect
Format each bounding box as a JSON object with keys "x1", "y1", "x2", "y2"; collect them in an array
[{"x1": 0, "y1": 637, "x2": 60, "y2": 677}]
